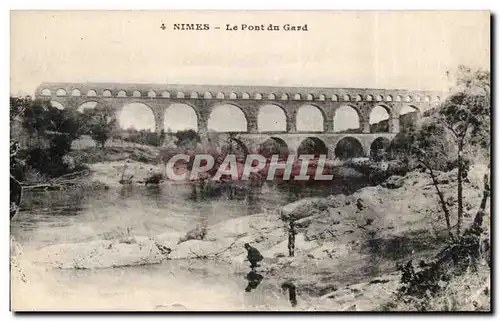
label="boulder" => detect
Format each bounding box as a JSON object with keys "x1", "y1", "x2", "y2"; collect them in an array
[
  {"x1": 280, "y1": 198, "x2": 329, "y2": 221},
  {"x1": 326, "y1": 194, "x2": 351, "y2": 208},
  {"x1": 153, "y1": 231, "x2": 184, "y2": 249},
  {"x1": 178, "y1": 225, "x2": 207, "y2": 244},
  {"x1": 31, "y1": 237, "x2": 169, "y2": 269},
  {"x1": 205, "y1": 213, "x2": 280, "y2": 241},
  {"x1": 381, "y1": 175, "x2": 405, "y2": 189}
]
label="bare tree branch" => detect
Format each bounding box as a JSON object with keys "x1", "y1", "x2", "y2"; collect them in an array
[{"x1": 419, "y1": 159, "x2": 455, "y2": 241}]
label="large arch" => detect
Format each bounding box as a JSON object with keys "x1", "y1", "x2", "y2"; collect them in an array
[
  {"x1": 219, "y1": 137, "x2": 249, "y2": 161},
  {"x1": 258, "y1": 137, "x2": 289, "y2": 158},
  {"x1": 399, "y1": 105, "x2": 421, "y2": 130},
  {"x1": 296, "y1": 105, "x2": 324, "y2": 132},
  {"x1": 333, "y1": 105, "x2": 361, "y2": 133},
  {"x1": 77, "y1": 101, "x2": 98, "y2": 113},
  {"x1": 297, "y1": 137, "x2": 328, "y2": 158},
  {"x1": 400, "y1": 104, "x2": 421, "y2": 116},
  {"x1": 208, "y1": 104, "x2": 248, "y2": 132},
  {"x1": 50, "y1": 101, "x2": 64, "y2": 110},
  {"x1": 369, "y1": 105, "x2": 391, "y2": 133},
  {"x1": 258, "y1": 104, "x2": 287, "y2": 132},
  {"x1": 118, "y1": 103, "x2": 155, "y2": 131},
  {"x1": 334, "y1": 137, "x2": 364, "y2": 159},
  {"x1": 163, "y1": 103, "x2": 198, "y2": 132},
  {"x1": 369, "y1": 137, "x2": 391, "y2": 161}
]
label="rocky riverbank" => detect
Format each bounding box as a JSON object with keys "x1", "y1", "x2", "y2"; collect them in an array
[{"x1": 11, "y1": 162, "x2": 490, "y2": 311}]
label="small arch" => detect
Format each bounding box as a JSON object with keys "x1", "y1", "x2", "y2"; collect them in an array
[
  {"x1": 161, "y1": 91, "x2": 171, "y2": 98},
  {"x1": 117, "y1": 90, "x2": 127, "y2": 97},
  {"x1": 229, "y1": 92, "x2": 238, "y2": 99},
  {"x1": 50, "y1": 101, "x2": 64, "y2": 110},
  {"x1": 366, "y1": 95, "x2": 373, "y2": 101},
  {"x1": 41, "y1": 88, "x2": 51, "y2": 96},
  {"x1": 435, "y1": 96, "x2": 441, "y2": 102},
  {"x1": 415, "y1": 96, "x2": 422, "y2": 102},
  {"x1": 242, "y1": 92, "x2": 250, "y2": 100},
  {"x1": 267, "y1": 93, "x2": 276, "y2": 100},
  {"x1": 132, "y1": 90, "x2": 141, "y2": 98},
  {"x1": 148, "y1": 90, "x2": 157, "y2": 98},
  {"x1": 259, "y1": 137, "x2": 289, "y2": 159},
  {"x1": 87, "y1": 90, "x2": 97, "y2": 97},
  {"x1": 355, "y1": 94, "x2": 363, "y2": 101},
  {"x1": 258, "y1": 104, "x2": 287, "y2": 132},
  {"x1": 190, "y1": 92, "x2": 199, "y2": 99},
  {"x1": 306, "y1": 94, "x2": 314, "y2": 101},
  {"x1": 103, "y1": 90, "x2": 112, "y2": 97},
  {"x1": 376, "y1": 94, "x2": 383, "y2": 101},
  {"x1": 177, "y1": 92, "x2": 185, "y2": 99},
  {"x1": 296, "y1": 105, "x2": 325, "y2": 132},
  {"x1": 203, "y1": 92, "x2": 212, "y2": 99},
  {"x1": 395, "y1": 95, "x2": 402, "y2": 102},
  {"x1": 69, "y1": 89, "x2": 81, "y2": 97},
  {"x1": 343, "y1": 94, "x2": 351, "y2": 102},
  {"x1": 56, "y1": 89, "x2": 67, "y2": 96},
  {"x1": 216, "y1": 92, "x2": 225, "y2": 100},
  {"x1": 280, "y1": 93, "x2": 289, "y2": 100},
  {"x1": 386, "y1": 95, "x2": 393, "y2": 102},
  {"x1": 424, "y1": 95, "x2": 431, "y2": 102},
  {"x1": 293, "y1": 94, "x2": 302, "y2": 101},
  {"x1": 297, "y1": 137, "x2": 328, "y2": 158},
  {"x1": 255, "y1": 93, "x2": 263, "y2": 100},
  {"x1": 335, "y1": 137, "x2": 364, "y2": 159},
  {"x1": 318, "y1": 94, "x2": 326, "y2": 101},
  {"x1": 404, "y1": 95, "x2": 412, "y2": 102},
  {"x1": 370, "y1": 137, "x2": 391, "y2": 161}
]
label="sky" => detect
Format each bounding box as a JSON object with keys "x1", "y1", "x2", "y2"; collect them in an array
[{"x1": 10, "y1": 11, "x2": 490, "y2": 132}]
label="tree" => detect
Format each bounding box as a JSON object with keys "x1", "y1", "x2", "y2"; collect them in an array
[
  {"x1": 175, "y1": 129, "x2": 201, "y2": 149},
  {"x1": 393, "y1": 66, "x2": 490, "y2": 240},
  {"x1": 82, "y1": 106, "x2": 116, "y2": 149},
  {"x1": 10, "y1": 97, "x2": 84, "y2": 179}
]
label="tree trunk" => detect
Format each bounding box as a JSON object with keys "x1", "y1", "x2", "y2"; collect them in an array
[
  {"x1": 422, "y1": 160, "x2": 454, "y2": 240},
  {"x1": 457, "y1": 147, "x2": 464, "y2": 236}
]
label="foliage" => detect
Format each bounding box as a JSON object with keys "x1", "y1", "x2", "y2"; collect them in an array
[
  {"x1": 119, "y1": 128, "x2": 164, "y2": 146},
  {"x1": 388, "y1": 66, "x2": 490, "y2": 239},
  {"x1": 10, "y1": 97, "x2": 85, "y2": 180},
  {"x1": 174, "y1": 129, "x2": 201, "y2": 149},
  {"x1": 81, "y1": 106, "x2": 116, "y2": 149}
]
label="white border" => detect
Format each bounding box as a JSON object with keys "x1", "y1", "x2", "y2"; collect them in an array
[{"x1": 3, "y1": 1, "x2": 498, "y2": 320}]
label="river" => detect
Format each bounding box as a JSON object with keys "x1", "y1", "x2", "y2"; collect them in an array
[{"x1": 11, "y1": 179, "x2": 371, "y2": 311}]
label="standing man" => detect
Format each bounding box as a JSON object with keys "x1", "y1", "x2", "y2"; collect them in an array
[{"x1": 288, "y1": 220, "x2": 297, "y2": 257}]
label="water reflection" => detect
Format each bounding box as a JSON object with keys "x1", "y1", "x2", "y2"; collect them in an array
[
  {"x1": 245, "y1": 271, "x2": 264, "y2": 293},
  {"x1": 281, "y1": 281, "x2": 298, "y2": 307}
]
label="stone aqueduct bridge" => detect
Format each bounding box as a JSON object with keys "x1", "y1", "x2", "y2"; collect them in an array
[{"x1": 35, "y1": 82, "x2": 447, "y2": 158}]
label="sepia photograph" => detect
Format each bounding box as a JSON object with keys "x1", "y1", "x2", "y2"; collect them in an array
[{"x1": 9, "y1": 10, "x2": 491, "y2": 312}]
